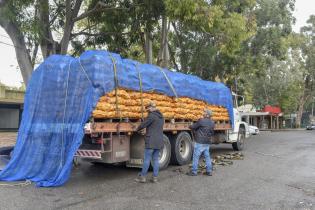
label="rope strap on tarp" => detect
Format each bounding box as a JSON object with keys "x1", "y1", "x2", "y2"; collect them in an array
[
  {"x1": 108, "y1": 54, "x2": 122, "y2": 137},
  {"x1": 59, "y1": 60, "x2": 72, "y2": 173},
  {"x1": 108, "y1": 54, "x2": 121, "y2": 120},
  {"x1": 159, "y1": 67, "x2": 178, "y2": 98},
  {"x1": 136, "y1": 64, "x2": 145, "y2": 120},
  {"x1": 0, "y1": 180, "x2": 32, "y2": 187},
  {"x1": 78, "y1": 57, "x2": 93, "y2": 86}
]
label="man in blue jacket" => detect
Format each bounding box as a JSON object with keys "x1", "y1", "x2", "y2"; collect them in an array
[
  {"x1": 135, "y1": 102, "x2": 164, "y2": 183},
  {"x1": 187, "y1": 109, "x2": 214, "y2": 176}
]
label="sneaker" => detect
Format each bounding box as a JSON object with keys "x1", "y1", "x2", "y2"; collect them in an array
[
  {"x1": 205, "y1": 171, "x2": 212, "y2": 176},
  {"x1": 135, "y1": 175, "x2": 146, "y2": 183},
  {"x1": 186, "y1": 171, "x2": 197, "y2": 176},
  {"x1": 151, "y1": 176, "x2": 158, "y2": 183}
]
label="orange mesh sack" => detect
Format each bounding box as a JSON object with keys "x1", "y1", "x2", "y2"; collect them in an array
[{"x1": 92, "y1": 89, "x2": 230, "y2": 122}]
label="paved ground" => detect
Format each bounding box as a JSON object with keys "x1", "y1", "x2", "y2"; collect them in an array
[{"x1": 0, "y1": 131, "x2": 315, "y2": 210}]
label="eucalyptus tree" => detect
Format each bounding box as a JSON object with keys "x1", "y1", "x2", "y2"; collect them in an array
[{"x1": 0, "y1": 0, "x2": 140, "y2": 85}]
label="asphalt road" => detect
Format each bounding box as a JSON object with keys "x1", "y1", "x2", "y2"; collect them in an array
[{"x1": 0, "y1": 131, "x2": 315, "y2": 210}]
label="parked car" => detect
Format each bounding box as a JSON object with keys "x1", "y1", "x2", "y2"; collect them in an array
[
  {"x1": 249, "y1": 125, "x2": 259, "y2": 135},
  {"x1": 306, "y1": 124, "x2": 315, "y2": 130}
]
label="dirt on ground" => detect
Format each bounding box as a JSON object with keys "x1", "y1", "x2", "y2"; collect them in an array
[{"x1": 0, "y1": 132, "x2": 17, "y2": 147}]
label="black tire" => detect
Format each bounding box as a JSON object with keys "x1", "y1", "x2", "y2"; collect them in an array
[
  {"x1": 232, "y1": 128, "x2": 245, "y2": 151},
  {"x1": 155, "y1": 134, "x2": 171, "y2": 170},
  {"x1": 170, "y1": 131, "x2": 193, "y2": 165},
  {"x1": 73, "y1": 157, "x2": 80, "y2": 167},
  {"x1": 0, "y1": 146, "x2": 14, "y2": 158}
]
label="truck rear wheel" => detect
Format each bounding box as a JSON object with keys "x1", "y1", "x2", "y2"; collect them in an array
[
  {"x1": 232, "y1": 128, "x2": 245, "y2": 151},
  {"x1": 156, "y1": 134, "x2": 171, "y2": 170},
  {"x1": 171, "y1": 131, "x2": 193, "y2": 165}
]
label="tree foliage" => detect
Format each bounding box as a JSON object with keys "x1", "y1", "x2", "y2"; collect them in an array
[
  {"x1": 1, "y1": 0, "x2": 315, "y2": 122},
  {"x1": 166, "y1": 0, "x2": 256, "y2": 82}
]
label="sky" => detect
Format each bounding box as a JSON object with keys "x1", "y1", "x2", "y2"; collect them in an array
[{"x1": 0, "y1": 0, "x2": 315, "y2": 87}]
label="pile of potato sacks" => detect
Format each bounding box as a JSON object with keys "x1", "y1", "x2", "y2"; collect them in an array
[{"x1": 92, "y1": 89, "x2": 230, "y2": 122}]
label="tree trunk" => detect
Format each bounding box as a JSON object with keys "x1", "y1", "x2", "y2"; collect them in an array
[
  {"x1": 296, "y1": 98, "x2": 305, "y2": 128},
  {"x1": 145, "y1": 28, "x2": 152, "y2": 64},
  {"x1": 60, "y1": 0, "x2": 83, "y2": 54},
  {"x1": 172, "y1": 22, "x2": 187, "y2": 71},
  {"x1": 157, "y1": 16, "x2": 170, "y2": 68},
  {"x1": 262, "y1": 81, "x2": 269, "y2": 105},
  {"x1": 0, "y1": 12, "x2": 33, "y2": 85},
  {"x1": 168, "y1": 43, "x2": 179, "y2": 70},
  {"x1": 296, "y1": 73, "x2": 313, "y2": 128},
  {"x1": 38, "y1": 0, "x2": 56, "y2": 58},
  {"x1": 31, "y1": 44, "x2": 39, "y2": 67},
  {"x1": 296, "y1": 88, "x2": 312, "y2": 128}
]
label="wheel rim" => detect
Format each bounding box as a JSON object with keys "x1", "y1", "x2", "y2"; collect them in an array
[
  {"x1": 179, "y1": 136, "x2": 190, "y2": 159},
  {"x1": 159, "y1": 144, "x2": 167, "y2": 164},
  {"x1": 239, "y1": 131, "x2": 245, "y2": 147}
]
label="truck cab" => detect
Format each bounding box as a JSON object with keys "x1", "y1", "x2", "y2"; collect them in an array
[
  {"x1": 223, "y1": 92, "x2": 250, "y2": 150},
  {"x1": 225, "y1": 107, "x2": 250, "y2": 150}
]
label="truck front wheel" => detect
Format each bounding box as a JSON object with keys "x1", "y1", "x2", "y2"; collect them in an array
[
  {"x1": 156, "y1": 134, "x2": 171, "y2": 170},
  {"x1": 232, "y1": 128, "x2": 245, "y2": 151},
  {"x1": 170, "y1": 131, "x2": 193, "y2": 165}
]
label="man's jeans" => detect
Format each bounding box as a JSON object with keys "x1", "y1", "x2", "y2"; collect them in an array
[
  {"x1": 192, "y1": 142, "x2": 212, "y2": 175},
  {"x1": 140, "y1": 148, "x2": 160, "y2": 177}
]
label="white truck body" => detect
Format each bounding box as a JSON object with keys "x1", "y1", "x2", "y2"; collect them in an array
[{"x1": 226, "y1": 108, "x2": 250, "y2": 143}]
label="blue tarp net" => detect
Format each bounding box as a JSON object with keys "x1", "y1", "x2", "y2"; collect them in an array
[{"x1": 0, "y1": 50, "x2": 233, "y2": 187}]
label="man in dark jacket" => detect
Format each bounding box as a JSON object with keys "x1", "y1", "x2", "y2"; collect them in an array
[
  {"x1": 135, "y1": 102, "x2": 164, "y2": 183},
  {"x1": 187, "y1": 109, "x2": 215, "y2": 176}
]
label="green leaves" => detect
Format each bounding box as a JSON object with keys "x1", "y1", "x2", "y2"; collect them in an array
[
  {"x1": 164, "y1": 0, "x2": 257, "y2": 82},
  {"x1": 213, "y1": 12, "x2": 256, "y2": 55},
  {"x1": 2, "y1": 0, "x2": 312, "y2": 118},
  {"x1": 238, "y1": 0, "x2": 298, "y2": 111}
]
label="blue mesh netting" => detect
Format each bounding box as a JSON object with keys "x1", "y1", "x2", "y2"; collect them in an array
[{"x1": 0, "y1": 50, "x2": 233, "y2": 187}]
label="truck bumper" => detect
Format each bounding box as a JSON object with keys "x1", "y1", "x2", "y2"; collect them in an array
[{"x1": 75, "y1": 149, "x2": 102, "y2": 160}]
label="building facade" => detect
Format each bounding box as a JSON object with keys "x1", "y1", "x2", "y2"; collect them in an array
[{"x1": 0, "y1": 85, "x2": 24, "y2": 131}]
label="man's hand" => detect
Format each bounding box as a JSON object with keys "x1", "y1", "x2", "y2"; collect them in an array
[
  {"x1": 138, "y1": 129, "x2": 146, "y2": 135},
  {"x1": 189, "y1": 122, "x2": 194, "y2": 130},
  {"x1": 130, "y1": 123, "x2": 137, "y2": 131}
]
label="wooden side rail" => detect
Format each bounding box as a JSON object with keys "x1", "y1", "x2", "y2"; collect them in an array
[{"x1": 86, "y1": 122, "x2": 231, "y2": 133}]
